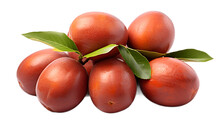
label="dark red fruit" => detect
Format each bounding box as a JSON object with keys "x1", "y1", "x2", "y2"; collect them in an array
[
  {"x1": 140, "y1": 57, "x2": 199, "y2": 106},
  {"x1": 17, "y1": 49, "x2": 67, "y2": 95},
  {"x1": 68, "y1": 12, "x2": 128, "y2": 62},
  {"x1": 128, "y1": 11, "x2": 175, "y2": 53},
  {"x1": 36, "y1": 57, "x2": 88, "y2": 112},
  {"x1": 89, "y1": 58, "x2": 136, "y2": 113}
]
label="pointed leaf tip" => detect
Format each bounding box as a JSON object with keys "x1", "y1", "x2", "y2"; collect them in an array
[
  {"x1": 22, "y1": 31, "x2": 79, "y2": 52},
  {"x1": 165, "y1": 49, "x2": 213, "y2": 62}
]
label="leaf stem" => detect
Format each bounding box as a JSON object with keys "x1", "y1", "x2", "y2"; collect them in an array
[
  {"x1": 82, "y1": 58, "x2": 90, "y2": 65},
  {"x1": 78, "y1": 54, "x2": 89, "y2": 65},
  {"x1": 78, "y1": 54, "x2": 84, "y2": 64}
]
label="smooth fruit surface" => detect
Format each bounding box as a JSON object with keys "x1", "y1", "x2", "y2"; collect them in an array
[
  {"x1": 140, "y1": 57, "x2": 199, "y2": 106},
  {"x1": 68, "y1": 12, "x2": 128, "y2": 61},
  {"x1": 36, "y1": 57, "x2": 88, "y2": 112},
  {"x1": 128, "y1": 11, "x2": 175, "y2": 53},
  {"x1": 89, "y1": 58, "x2": 136, "y2": 113},
  {"x1": 68, "y1": 52, "x2": 93, "y2": 75},
  {"x1": 17, "y1": 49, "x2": 67, "y2": 95}
]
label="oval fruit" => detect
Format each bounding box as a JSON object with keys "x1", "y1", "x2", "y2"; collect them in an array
[
  {"x1": 68, "y1": 12, "x2": 128, "y2": 61},
  {"x1": 36, "y1": 57, "x2": 88, "y2": 112},
  {"x1": 128, "y1": 11, "x2": 175, "y2": 53},
  {"x1": 89, "y1": 58, "x2": 136, "y2": 113},
  {"x1": 140, "y1": 57, "x2": 199, "y2": 106},
  {"x1": 68, "y1": 52, "x2": 93, "y2": 75},
  {"x1": 17, "y1": 49, "x2": 67, "y2": 95}
]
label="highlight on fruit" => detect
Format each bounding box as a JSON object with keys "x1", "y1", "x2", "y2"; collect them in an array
[{"x1": 17, "y1": 11, "x2": 213, "y2": 113}]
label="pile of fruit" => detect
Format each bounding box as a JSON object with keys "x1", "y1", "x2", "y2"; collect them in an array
[{"x1": 17, "y1": 11, "x2": 212, "y2": 113}]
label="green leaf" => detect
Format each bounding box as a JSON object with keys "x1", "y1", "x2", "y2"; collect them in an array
[
  {"x1": 83, "y1": 44, "x2": 118, "y2": 58},
  {"x1": 165, "y1": 49, "x2": 213, "y2": 62},
  {"x1": 118, "y1": 45, "x2": 151, "y2": 79},
  {"x1": 138, "y1": 49, "x2": 165, "y2": 60},
  {"x1": 22, "y1": 31, "x2": 79, "y2": 53}
]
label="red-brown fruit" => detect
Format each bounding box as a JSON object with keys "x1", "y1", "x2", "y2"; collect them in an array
[
  {"x1": 36, "y1": 57, "x2": 88, "y2": 112},
  {"x1": 89, "y1": 58, "x2": 136, "y2": 113},
  {"x1": 17, "y1": 49, "x2": 67, "y2": 95},
  {"x1": 140, "y1": 57, "x2": 199, "y2": 106},
  {"x1": 128, "y1": 11, "x2": 175, "y2": 53},
  {"x1": 68, "y1": 52, "x2": 93, "y2": 75},
  {"x1": 68, "y1": 12, "x2": 128, "y2": 62}
]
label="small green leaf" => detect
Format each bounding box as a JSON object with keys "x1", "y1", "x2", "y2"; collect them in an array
[
  {"x1": 84, "y1": 44, "x2": 118, "y2": 58},
  {"x1": 22, "y1": 31, "x2": 79, "y2": 53},
  {"x1": 138, "y1": 49, "x2": 165, "y2": 60},
  {"x1": 118, "y1": 45, "x2": 151, "y2": 79},
  {"x1": 165, "y1": 49, "x2": 213, "y2": 62}
]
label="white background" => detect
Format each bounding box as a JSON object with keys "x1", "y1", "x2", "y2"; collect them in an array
[{"x1": 1, "y1": 0, "x2": 219, "y2": 122}]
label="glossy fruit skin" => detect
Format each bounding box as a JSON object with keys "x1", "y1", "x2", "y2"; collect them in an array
[
  {"x1": 36, "y1": 57, "x2": 88, "y2": 112},
  {"x1": 140, "y1": 57, "x2": 199, "y2": 107},
  {"x1": 17, "y1": 49, "x2": 67, "y2": 95},
  {"x1": 89, "y1": 58, "x2": 136, "y2": 113},
  {"x1": 68, "y1": 12, "x2": 128, "y2": 62},
  {"x1": 68, "y1": 52, "x2": 93, "y2": 75},
  {"x1": 128, "y1": 11, "x2": 175, "y2": 53}
]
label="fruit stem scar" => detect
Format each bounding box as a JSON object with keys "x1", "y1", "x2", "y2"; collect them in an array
[{"x1": 108, "y1": 101, "x2": 114, "y2": 105}]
